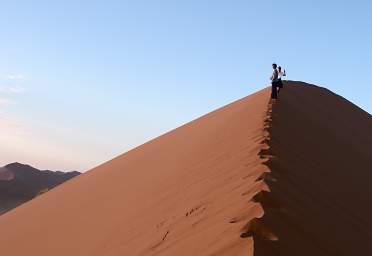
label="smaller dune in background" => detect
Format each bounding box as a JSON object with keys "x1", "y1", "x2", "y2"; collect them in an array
[{"x1": 0, "y1": 162, "x2": 80, "y2": 215}]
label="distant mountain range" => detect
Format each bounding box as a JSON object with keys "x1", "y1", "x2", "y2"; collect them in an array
[{"x1": 0, "y1": 162, "x2": 80, "y2": 215}]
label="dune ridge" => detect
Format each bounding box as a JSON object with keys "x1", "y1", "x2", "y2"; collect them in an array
[{"x1": 239, "y1": 99, "x2": 278, "y2": 242}]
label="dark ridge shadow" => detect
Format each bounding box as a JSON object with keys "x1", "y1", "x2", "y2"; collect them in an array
[{"x1": 253, "y1": 81, "x2": 372, "y2": 256}]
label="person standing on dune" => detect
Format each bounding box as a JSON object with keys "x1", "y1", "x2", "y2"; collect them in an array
[
  {"x1": 277, "y1": 66, "x2": 286, "y2": 93},
  {"x1": 278, "y1": 66, "x2": 286, "y2": 79},
  {"x1": 270, "y1": 63, "x2": 279, "y2": 100}
]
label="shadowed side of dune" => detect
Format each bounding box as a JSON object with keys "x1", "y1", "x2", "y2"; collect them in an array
[{"x1": 253, "y1": 81, "x2": 372, "y2": 255}]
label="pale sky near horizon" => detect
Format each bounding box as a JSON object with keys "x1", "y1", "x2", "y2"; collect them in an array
[{"x1": 0, "y1": 0, "x2": 371, "y2": 172}]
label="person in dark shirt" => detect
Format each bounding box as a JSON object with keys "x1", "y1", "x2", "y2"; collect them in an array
[{"x1": 270, "y1": 63, "x2": 279, "y2": 100}]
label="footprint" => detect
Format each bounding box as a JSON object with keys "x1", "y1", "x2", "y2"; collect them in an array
[
  {"x1": 240, "y1": 218, "x2": 278, "y2": 241},
  {"x1": 255, "y1": 172, "x2": 277, "y2": 183},
  {"x1": 252, "y1": 191, "x2": 281, "y2": 210},
  {"x1": 186, "y1": 205, "x2": 206, "y2": 217}
]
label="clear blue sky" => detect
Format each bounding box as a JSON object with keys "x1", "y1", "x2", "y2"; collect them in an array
[{"x1": 0, "y1": 0, "x2": 371, "y2": 171}]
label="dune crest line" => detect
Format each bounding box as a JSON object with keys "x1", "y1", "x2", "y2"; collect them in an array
[{"x1": 240, "y1": 100, "x2": 279, "y2": 244}]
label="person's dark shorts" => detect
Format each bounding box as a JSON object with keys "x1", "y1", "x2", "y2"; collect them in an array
[{"x1": 277, "y1": 78, "x2": 283, "y2": 88}]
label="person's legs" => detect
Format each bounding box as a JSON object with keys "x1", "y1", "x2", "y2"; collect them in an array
[
  {"x1": 277, "y1": 79, "x2": 282, "y2": 94},
  {"x1": 271, "y1": 82, "x2": 278, "y2": 99}
]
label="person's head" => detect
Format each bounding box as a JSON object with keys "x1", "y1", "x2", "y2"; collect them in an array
[
  {"x1": 278, "y1": 66, "x2": 282, "y2": 71},
  {"x1": 272, "y1": 63, "x2": 277, "y2": 69}
]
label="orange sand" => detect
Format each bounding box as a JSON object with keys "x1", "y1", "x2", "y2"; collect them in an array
[{"x1": 0, "y1": 88, "x2": 270, "y2": 255}]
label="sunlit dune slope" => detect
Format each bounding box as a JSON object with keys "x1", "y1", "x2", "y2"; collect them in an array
[{"x1": 0, "y1": 87, "x2": 271, "y2": 256}]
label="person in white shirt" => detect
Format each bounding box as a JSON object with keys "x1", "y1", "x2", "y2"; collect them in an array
[
  {"x1": 270, "y1": 63, "x2": 279, "y2": 99},
  {"x1": 278, "y1": 66, "x2": 286, "y2": 79},
  {"x1": 277, "y1": 66, "x2": 286, "y2": 93}
]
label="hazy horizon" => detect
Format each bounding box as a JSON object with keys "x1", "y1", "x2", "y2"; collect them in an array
[{"x1": 1, "y1": 0, "x2": 371, "y2": 171}]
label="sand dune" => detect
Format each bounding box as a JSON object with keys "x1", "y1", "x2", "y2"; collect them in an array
[{"x1": 0, "y1": 81, "x2": 371, "y2": 255}]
